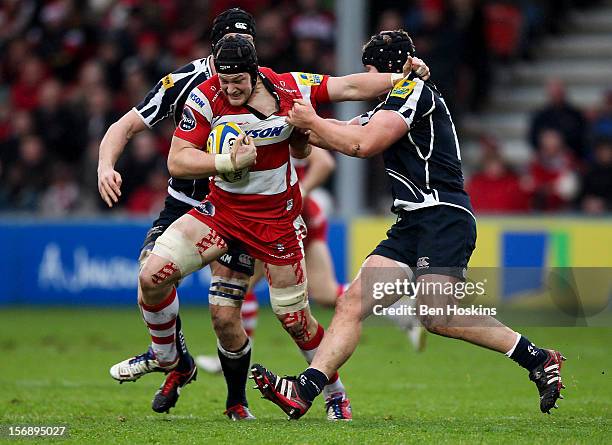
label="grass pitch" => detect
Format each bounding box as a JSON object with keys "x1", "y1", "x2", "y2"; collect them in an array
[{"x1": 1, "y1": 307, "x2": 610, "y2": 444}]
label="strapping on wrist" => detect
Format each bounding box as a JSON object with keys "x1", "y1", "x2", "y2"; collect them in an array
[{"x1": 214, "y1": 153, "x2": 234, "y2": 173}]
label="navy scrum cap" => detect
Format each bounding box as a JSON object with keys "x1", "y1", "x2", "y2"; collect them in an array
[
  {"x1": 211, "y1": 8, "x2": 256, "y2": 49},
  {"x1": 214, "y1": 35, "x2": 259, "y2": 86},
  {"x1": 362, "y1": 30, "x2": 416, "y2": 74}
]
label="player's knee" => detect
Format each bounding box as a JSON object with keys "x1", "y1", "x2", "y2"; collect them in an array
[
  {"x1": 211, "y1": 308, "x2": 242, "y2": 338},
  {"x1": 335, "y1": 285, "x2": 362, "y2": 320},
  {"x1": 269, "y1": 281, "x2": 308, "y2": 316}
]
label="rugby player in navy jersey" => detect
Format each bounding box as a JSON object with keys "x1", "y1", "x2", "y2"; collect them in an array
[{"x1": 251, "y1": 31, "x2": 566, "y2": 420}]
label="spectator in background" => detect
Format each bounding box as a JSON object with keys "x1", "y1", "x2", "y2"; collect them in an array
[
  {"x1": 1, "y1": 135, "x2": 48, "y2": 211},
  {"x1": 580, "y1": 140, "x2": 612, "y2": 214},
  {"x1": 255, "y1": 9, "x2": 292, "y2": 71},
  {"x1": 527, "y1": 129, "x2": 579, "y2": 211},
  {"x1": 466, "y1": 135, "x2": 529, "y2": 212},
  {"x1": 83, "y1": 85, "x2": 120, "y2": 143},
  {"x1": 34, "y1": 79, "x2": 84, "y2": 165},
  {"x1": 0, "y1": 109, "x2": 35, "y2": 171},
  {"x1": 116, "y1": 132, "x2": 162, "y2": 203},
  {"x1": 10, "y1": 56, "x2": 47, "y2": 111},
  {"x1": 40, "y1": 162, "x2": 80, "y2": 216},
  {"x1": 127, "y1": 163, "x2": 169, "y2": 216},
  {"x1": 290, "y1": 0, "x2": 334, "y2": 43},
  {"x1": 591, "y1": 89, "x2": 612, "y2": 143},
  {"x1": 529, "y1": 78, "x2": 587, "y2": 160}
]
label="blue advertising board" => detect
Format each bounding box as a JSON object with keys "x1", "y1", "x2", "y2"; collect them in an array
[{"x1": 0, "y1": 219, "x2": 347, "y2": 306}]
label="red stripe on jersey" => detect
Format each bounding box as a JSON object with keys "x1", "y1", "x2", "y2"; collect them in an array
[
  {"x1": 252, "y1": 142, "x2": 290, "y2": 171},
  {"x1": 209, "y1": 183, "x2": 302, "y2": 220}
]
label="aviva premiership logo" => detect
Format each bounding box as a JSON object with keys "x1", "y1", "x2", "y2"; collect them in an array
[
  {"x1": 162, "y1": 74, "x2": 174, "y2": 89},
  {"x1": 297, "y1": 72, "x2": 323, "y2": 86},
  {"x1": 390, "y1": 79, "x2": 416, "y2": 99}
]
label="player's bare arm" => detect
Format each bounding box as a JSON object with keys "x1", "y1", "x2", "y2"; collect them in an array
[
  {"x1": 168, "y1": 134, "x2": 256, "y2": 180},
  {"x1": 97, "y1": 110, "x2": 147, "y2": 207},
  {"x1": 326, "y1": 72, "x2": 403, "y2": 102},
  {"x1": 288, "y1": 128, "x2": 312, "y2": 159},
  {"x1": 299, "y1": 146, "x2": 335, "y2": 197},
  {"x1": 287, "y1": 99, "x2": 406, "y2": 158}
]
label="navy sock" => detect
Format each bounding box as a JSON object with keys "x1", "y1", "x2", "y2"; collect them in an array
[
  {"x1": 175, "y1": 315, "x2": 193, "y2": 372},
  {"x1": 298, "y1": 368, "x2": 328, "y2": 403},
  {"x1": 218, "y1": 339, "x2": 251, "y2": 408},
  {"x1": 509, "y1": 335, "x2": 547, "y2": 371}
]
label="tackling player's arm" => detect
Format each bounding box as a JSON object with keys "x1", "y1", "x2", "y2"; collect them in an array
[
  {"x1": 97, "y1": 62, "x2": 201, "y2": 207},
  {"x1": 287, "y1": 99, "x2": 407, "y2": 158},
  {"x1": 97, "y1": 110, "x2": 147, "y2": 207}
]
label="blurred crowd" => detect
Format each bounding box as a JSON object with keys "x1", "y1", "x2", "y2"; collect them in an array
[
  {"x1": 0, "y1": 0, "x2": 609, "y2": 216},
  {"x1": 467, "y1": 82, "x2": 612, "y2": 215},
  {"x1": 0, "y1": 0, "x2": 337, "y2": 216}
]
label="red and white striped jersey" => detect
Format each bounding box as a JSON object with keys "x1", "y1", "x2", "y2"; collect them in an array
[{"x1": 174, "y1": 67, "x2": 330, "y2": 220}]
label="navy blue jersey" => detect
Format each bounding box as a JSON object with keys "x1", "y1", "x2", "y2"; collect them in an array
[
  {"x1": 133, "y1": 56, "x2": 215, "y2": 205},
  {"x1": 361, "y1": 75, "x2": 473, "y2": 218}
]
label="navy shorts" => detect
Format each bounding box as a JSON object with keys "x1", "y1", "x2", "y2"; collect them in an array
[
  {"x1": 140, "y1": 195, "x2": 255, "y2": 277},
  {"x1": 370, "y1": 205, "x2": 476, "y2": 280}
]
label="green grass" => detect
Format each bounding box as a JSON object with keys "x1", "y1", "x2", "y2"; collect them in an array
[{"x1": 1, "y1": 307, "x2": 611, "y2": 444}]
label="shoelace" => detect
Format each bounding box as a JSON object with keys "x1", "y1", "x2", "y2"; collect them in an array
[{"x1": 128, "y1": 349, "x2": 154, "y2": 365}]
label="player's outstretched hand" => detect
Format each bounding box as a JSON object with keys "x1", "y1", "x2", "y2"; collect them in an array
[
  {"x1": 287, "y1": 99, "x2": 318, "y2": 129},
  {"x1": 97, "y1": 166, "x2": 122, "y2": 207},
  {"x1": 403, "y1": 56, "x2": 430, "y2": 80},
  {"x1": 231, "y1": 134, "x2": 257, "y2": 170}
]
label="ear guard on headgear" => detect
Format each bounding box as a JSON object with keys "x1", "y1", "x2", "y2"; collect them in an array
[{"x1": 362, "y1": 30, "x2": 416, "y2": 74}]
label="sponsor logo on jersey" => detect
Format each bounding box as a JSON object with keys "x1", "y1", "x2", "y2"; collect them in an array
[
  {"x1": 179, "y1": 107, "x2": 197, "y2": 131},
  {"x1": 189, "y1": 91, "x2": 206, "y2": 108},
  {"x1": 235, "y1": 22, "x2": 247, "y2": 30},
  {"x1": 162, "y1": 74, "x2": 174, "y2": 89},
  {"x1": 244, "y1": 125, "x2": 285, "y2": 139},
  {"x1": 390, "y1": 79, "x2": 416, "y2": 99},
  {"x1": 194, "y1": 200, "x2": 215, "y2": 216},
  {"x1": 297, "y1": 72, "x2": 323, "y2": 86}
]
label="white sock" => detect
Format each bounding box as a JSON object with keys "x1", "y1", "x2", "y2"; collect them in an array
[{"x1": 140, "y1": 288, "x2": 179, "y2": 366}]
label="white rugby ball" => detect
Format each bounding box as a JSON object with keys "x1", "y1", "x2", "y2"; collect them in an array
[{"x1": 206, "y1": 122, "x2": 250, "y2": 183}]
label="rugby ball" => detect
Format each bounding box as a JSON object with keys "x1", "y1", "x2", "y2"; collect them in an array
[{"x1": 206, "y1": 122, "x2": 250, "y2": 183}]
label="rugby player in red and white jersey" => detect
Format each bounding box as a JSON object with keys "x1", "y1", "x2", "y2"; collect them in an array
[{"x1": 134, "y1": 34, "x2": 412, "y2": 421}]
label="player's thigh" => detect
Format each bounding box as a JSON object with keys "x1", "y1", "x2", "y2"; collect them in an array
[
  {"x1": 264, "y1": 258, "x2": 307, "y2": 288},
  {"x1": 353, "y1": 254, "x2": 414, "y2": 320},
  {"x1": 305, "y1": 240, "x2": 337, "y2": 304},
  {"x1": 154, "y1": 213, "x2": 229, "y2": 274}
]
